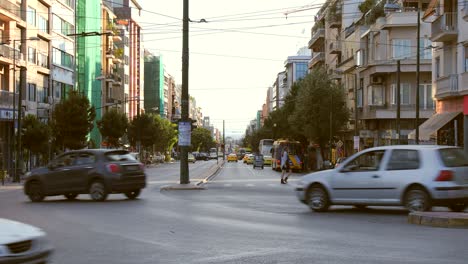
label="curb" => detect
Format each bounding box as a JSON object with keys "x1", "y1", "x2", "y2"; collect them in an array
[
  {"x1": 160, "y1": 160, "x2": 224, "y2": 191},
  {"x1": 408, "y1": 212, "x2": 468, "y2": 228}
]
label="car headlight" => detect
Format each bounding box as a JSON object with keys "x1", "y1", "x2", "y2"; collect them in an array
[
  {"x1": 33, "y1": 235, "x2": 52, "y2": 251},
  {"x1": 0, "y1": 245, "x2": 9, "y2": 257}
]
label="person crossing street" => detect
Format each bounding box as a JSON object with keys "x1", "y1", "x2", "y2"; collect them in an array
[{"x1": 281, "y1": 147, "x2": 292, "y2": 184}]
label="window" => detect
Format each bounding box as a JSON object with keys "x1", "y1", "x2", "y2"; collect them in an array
[
  {"x1": 392, "y1": 39, "x2": 412, "y2": 59},
  {"x1": 28, "y1": 83, "x2": 36, "y2": 102},
  {"x1": 343, "y1": 150, "x2": 386, "y2": 171},
  {"x1": 420, "y1": 39, "x2": 432, "y2": 60},
  {"x1": 391, "y1": 84, "x2": 411, "y2": 105},
  {"x1": 54, "y1": 153, "x2": 75, "y2": 167},
  {"x1": 419, "y1": 84, "x2": 434, "y2": 110},
  {"x1": 27, "y1": 6, "x2": 36, "y2": 26},
  {"x1": 357, "y1": 78, "x2": 363, "y2": 108},
  {"x1": 53, "y1": 81, "x2": 73, "y2": 99},
  {"x1": 367, "y1": 85, "x2": 384, "y2": 105},
  {"x1": 124, "y1": 55, "x2": 129, "y2": 65},
  {"x1": 464, "y1": 46, "x2": 468, "y2": 72},
  {"x1": 28, "y1": 47, "x2": 36, "y2": 63},
  {"x1": 63, "y1": 0, "x2": 74, "y2": 8},
  {"x1": 37, "y1": 85, "x2": 46, "y2": 103},
  {"x1": 38, "y1": 16, "x2": 48, "y2": 33},
  {"x1": 53, "y1": 15, "x2": 74, "y2": 36},
  {"x1": 124, "y1": 74, "x2": 129, "y2": 84},
  {"x1": 386, "y1": 150, "x2": 420, "y2": 170},
  {"x1": 439, "y1": 148, "x2": 468, "y2": 167},
  {"x1": 295, "y1": 62, "x2": 308, "y2": 81},
  {"x1": 435, "y1": 57, "x2": 441, "y2": 78},
  {"x1": 53, "y1": 48, "x2": 73, "y2": 68},
  {"x1": 74, "y1": 153, "x2": 96, "y2": 165}
]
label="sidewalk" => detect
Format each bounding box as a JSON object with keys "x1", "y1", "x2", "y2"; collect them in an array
[
  {"x1": 408, "y1": 211, "x2": 468, "y2": 229},
  {"x1": 0, "y1": 178, "x2": 23, "y2": 191}
]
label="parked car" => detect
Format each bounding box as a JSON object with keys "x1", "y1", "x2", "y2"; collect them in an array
[
  {"x1": 194, "y1": 152, "x2": 209, "y2": 161},
  {"x1": 227, "y1": 153, "x2": 238, "y2": 162},
  {"x1": 0, "y1": 218, "x2": 53, "y2": 263},
  {"x1": 296, "y1": 145, "x2": 468, "y2": 212},
  {"x1": 23, "y1": 149, "x2": 146, "y2": 202}
]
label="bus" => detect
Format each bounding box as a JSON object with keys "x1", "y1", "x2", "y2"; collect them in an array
[
  {"x1": 209, "y1": 147, "x2": 218, "y2": 160},
  {"x1": 271, "y1": 139, "x2": 303, "y2": 172},
  {"x1": 258, "y1": 139, "x2": 274, "y2": 165}
]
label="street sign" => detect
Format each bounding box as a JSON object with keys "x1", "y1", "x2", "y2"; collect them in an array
[
  {"x1": 178, "y1": 121, "x2": 191, "y2": 146},
  {"x1": 336, "y1": 140, "x2": 343, "y2": 148},
  {"x1": 353, "y1": 136, "x2": 360, "y2": 150}
]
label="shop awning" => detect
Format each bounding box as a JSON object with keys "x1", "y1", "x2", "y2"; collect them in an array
[{"x1": 408, "y1": 111, "x2": 461, "y2": 141}]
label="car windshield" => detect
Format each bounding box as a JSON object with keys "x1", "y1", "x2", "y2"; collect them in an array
[
  {"x1": 438, "y1": 148, "x2": 468, "y2": 167},
  {"x1": 105, "y1": 151, "x2": 137, "y2": 162}
]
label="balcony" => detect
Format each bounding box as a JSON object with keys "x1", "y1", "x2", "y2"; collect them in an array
[
  {"x1": 106, "y1": 49, "x2": 115, "y2": 59},
  {"x1": 37, "y1": 52, "x2": 49, "y2": 68},
  {"x1": 0, "y1": 90, "x2": 16, "y2": 109},
  {"x1": 308, "y1": 52, "x2": 325, "y2": 69},
  {"x1": 328, "y1": 12, "x2": 342, "y2": 29},
  {"x1": 308, "y1": 28, "x2": 325, "y2": 49},
  {"x1": 435, "y1": 74, "x2": 459, "y2": 99},
  {"x1": 381, "y1": 10, "x2": 418, "y2": 29},
  {"x1": 0, "y1": 0, "x2": 21, "y2": 21},
  {"x1": 329, "y1": 40, "x2": 341, "y2": 55},
  {"x1": 431, "y1": 12, "x2": 458, "y2": 42}
]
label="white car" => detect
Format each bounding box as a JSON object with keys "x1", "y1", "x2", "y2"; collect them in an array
[
  {"x1": 296, "y1": 145, "x2": 468, "y2": 212},
  {"x1": 0, "y1": 218, "x2": 53, "y2": 263}
]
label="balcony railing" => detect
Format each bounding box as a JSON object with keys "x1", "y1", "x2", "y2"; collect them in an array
[
  {"x1": 431, "y1": 12, "x2": 458, "y2": 42},
  {"x1": 329, "y1": 40, "x2": 341, "y2": 54},
  {"x1": 308, "y1": 28, "x2": 325, "y2": 49},
  {"x1": 435, "y1": 74, "x2": 458, "y2": 98},
  {"x1": 0, "y1": 90, "x2": 17, "y2": 107},
  {"x1": 0, "y1": 0, "x2": 21, "y2": 18},
  {"x1": 37, "y1": 53, "x2": 49, "y2": 68},
  {"x1": 308, "y1": 52, "x2": 325, "y2": 68},
  {"x1": 0, "y1": 45, "x2": 20, "y2": 61}
]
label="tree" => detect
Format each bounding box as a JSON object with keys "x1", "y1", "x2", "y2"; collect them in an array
[
  {"x1": 21, "y1": 114, "x2": 50, "y2": 164},
  {"x1": 50, "y1": 90, "x2": 96, "y2": 150},
  {"x1": 290, "y1": 67, "x2": 349, "y2": 148},
  {"x1": 98, "y1": 108, "x2": 128, "y2": 148},
  {"x1": 191, "y1": 127, "x2": 215, "y2": 152},
  {"x1": 153, "y1": 115, "x2": 177, "y2": 153},
  {"x1": 127, "y1": 113, "x2": 157, "y2": 150}
]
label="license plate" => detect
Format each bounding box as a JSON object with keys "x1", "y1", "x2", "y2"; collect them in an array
[{"x1": 125, "y1": 165, "x2": 139, "y2": 171}]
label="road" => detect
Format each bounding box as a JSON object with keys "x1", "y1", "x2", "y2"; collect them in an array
[{"x1": 1, "y1": 160, "x2": 467, "y2": 264}]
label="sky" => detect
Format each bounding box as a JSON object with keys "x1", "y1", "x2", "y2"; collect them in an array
[{"x1": 137, "y1": 0, "x2": 325, "y2": 139}]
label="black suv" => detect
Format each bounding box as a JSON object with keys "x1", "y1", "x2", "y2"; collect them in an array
[{"x1": 24, "y1": 149, "x2": 146, "y2": 202}]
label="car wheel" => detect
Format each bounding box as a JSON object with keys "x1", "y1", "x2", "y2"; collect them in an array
[
  {"x1": 261, "y1": 166, "x2": 264, "y2": 169},
  {"x1": 404, "y1": 188, "x2": 431, "y2": 212},
  {"x1": 27, "y1": 182, "x2": 45, "y2": 202},
  {"x1": 124, "y1": 189, "x2": 141, "y2": 200},
  {"x1": 64, "y1": 193, "x2": 78, "y2": 200},
  {"x1": 89, "y1": 181, "x2": 108, "y2": 201},
  {"x1": 307, "y1": 185, "x2": 330, "y2": 212},
  {"x1": 449, "y1": 203, "x2": 467, "y2": 212}
]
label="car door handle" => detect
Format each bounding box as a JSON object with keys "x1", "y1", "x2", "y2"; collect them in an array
[
  {"x1": 84, "y1": 167, "x2": 93, "y2": 169},
  {"x1": 372, "y1": 175, "x2": 380, "y2": 178}
]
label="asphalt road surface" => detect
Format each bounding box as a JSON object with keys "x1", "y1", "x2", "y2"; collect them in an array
[{"x1": 1, "y1": 160, "x2": 467, "y2": 264}]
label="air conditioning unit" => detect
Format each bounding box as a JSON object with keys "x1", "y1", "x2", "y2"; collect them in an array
[{"x1": 371, "y1": 76, "x2": 383, "y2": 84}]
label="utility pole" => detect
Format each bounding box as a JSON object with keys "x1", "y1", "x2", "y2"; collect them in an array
[
  {"x1": 396, "y1": 60, "x2": 401, "y2": 144},
  {"x1": 223, "y1": 120, "x2": 225, "y2": 160},
  {"x1": 415, "y1": 9, "x2": 420, "y2": 144},
  {"x1": 180, "y1": 0, "x2": 190, "y2": 184},
  {"x1": 354, "y1": 73, "x2": 359, "y2": 153}
]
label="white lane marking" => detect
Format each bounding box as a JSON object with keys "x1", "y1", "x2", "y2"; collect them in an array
[
  {"x1": 223, "y1": 183, "x2": 232, "y2": 187},
  {"x1": 245, "y1": 184, "x2": 255, "y2": 187}
]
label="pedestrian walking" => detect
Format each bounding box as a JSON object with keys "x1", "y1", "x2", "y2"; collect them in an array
[{"x1": 281, "y1": 146, "x2": 292, "y2": 184}]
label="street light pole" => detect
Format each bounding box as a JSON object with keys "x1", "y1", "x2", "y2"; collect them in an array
[{"x1": 180, "y1": 0, "x2": 189, "y2": 184}]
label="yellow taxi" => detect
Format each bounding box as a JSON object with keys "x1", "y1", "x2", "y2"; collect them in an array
[
  {"x1": 242, "y1": 154, "x2": 250, "y2": 163},
  {"x1": 245, "y1": 154, "x2": 255, "y2": 165},
  {"x1": 227, "y1": 153, "x2": 238, "y2": 162},
  {"x1": 263, "y1": 155, "x2": 273, "y2": 166}
]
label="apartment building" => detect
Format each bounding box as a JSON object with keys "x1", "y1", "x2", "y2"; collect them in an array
[
  {"x1": 113, "y1": 0, "x2": 144, "y2": 120},
  {"x1": 0, "y1": 0, "x2": 52, "y2": 173},
  {"x1": 100, "y1": 1, "x2": 125, "y2": 117},
  {"x1": 413, "y1": 0, "x2": 468, "y2": 149},
  {"x1": 308, "y1": 0, "x2": 436, "y2": 152}
]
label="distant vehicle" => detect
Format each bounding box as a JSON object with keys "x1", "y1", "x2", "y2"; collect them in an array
[
  {"x1": 194, "y1": 152, "x2": 209, "y2": 161},
  {"x1": 245, "y1": 154, "x2": 255, "y2": 165},
  {"x1": 296, "y1": 145, "x2": 468, "y2": 212},
  {"x1": 0, "y1": 218, "x2": 53, "y2": 263},
  {"x1": 188, "y1": 153, "x2": 196, "y2": 163},
  {"x1": 209, "y1": 148, "x2": 218, "y2": 160},
  {"x1": 271, "y1": 139, "x2": 303, "y2": 172},
  {"x1": 237, "y1": 147, "x2": 252, "y2": 160},
  {"x1": 24, "y1": 149, "x2": 146, "y2": 202},
  {"x1": 253, "y1": 154, "x2": 264, "y2": 169},
  {"x1": 259, "y1": 139, "x2": 274, "y2": 166},
  {"x1": 227, "y1": 153, "x2": 238, "y2": 162}
]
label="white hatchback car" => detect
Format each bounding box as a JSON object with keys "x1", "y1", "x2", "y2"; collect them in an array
[
  {"x1": 296, "y1": 145, "x2": 468, "y2": 212},
  {"x1": 0, "y1": 218, "x2": 53, "y2": 263}
]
